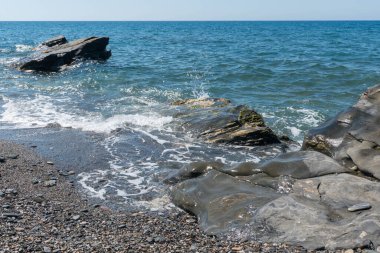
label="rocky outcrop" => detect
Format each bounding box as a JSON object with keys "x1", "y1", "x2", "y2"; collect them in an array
[
  {"x1": 16, "y1": 36, "x2": 111, "y2": 72},
  {"x1": 302, "y1": 85, "x2": 380, "y2": 179},
  {"x1": 170, "y1": 86, "x2": 380, "y2": 250},
  {"x1": 172, "y1": 98, "x2": 282, "y2": 146}
]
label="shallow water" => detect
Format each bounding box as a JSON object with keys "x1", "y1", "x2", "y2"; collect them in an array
[{"x1": 1, "y1": 21, "x2": 379, "y2": 209}]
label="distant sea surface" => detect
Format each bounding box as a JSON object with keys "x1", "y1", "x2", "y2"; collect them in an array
[{"x1": 1, "y1": 21, "x2": 379, "y2": 209}]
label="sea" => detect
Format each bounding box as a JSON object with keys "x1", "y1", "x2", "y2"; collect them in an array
[{"x1": 1, "y1": 21, "x2": 379, "y2": 210}]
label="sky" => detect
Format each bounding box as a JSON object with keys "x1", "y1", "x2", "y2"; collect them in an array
[{"x1": 1, "y1": 0, "x2": 380, "y2": 21}]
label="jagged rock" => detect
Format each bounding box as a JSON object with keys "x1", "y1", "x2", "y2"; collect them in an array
[
  {"x1": 302, "y1": 85, "x2": 380, "y2": 180},
  {"x1": 173, "y1": 98, "x2": 281, "y2": 146},
  {"x1": 257, "y1": 151, "x2": 349, "y2": 179},
  {"x1": 40, "y1": 35, "x2": 68, "y2": 48},
  {"x1": 16, "y1": 36, "x2": 111, "y2": 72}
]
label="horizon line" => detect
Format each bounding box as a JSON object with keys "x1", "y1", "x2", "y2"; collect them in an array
[{"x1": 1, "y1": 19, "x2": 380, "y2": 22}]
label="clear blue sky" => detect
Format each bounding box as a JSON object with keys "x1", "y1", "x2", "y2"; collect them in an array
[{"x1": 1, "y1": 0, "x2": 380, "y2": 21}]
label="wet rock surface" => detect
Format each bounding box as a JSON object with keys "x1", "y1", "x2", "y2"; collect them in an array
[
  {"x1": 172, "y1": 98, "x2": 282, "y2": 146},
  {"x1": 0, "y1": 141, "x2": 305, "y2": 252},
  {"x1": 40, "y1": 35, "x2": 68, "y2": 48},
  {"x1": 171, "y1": 86, "x2": 380, "y2": 251},
  {"x1": 16, "y1": 36, "x2": 111, "y2": 72},
  {"x1": 302, "y1": 84, "x2": 380, "y2": 179}
]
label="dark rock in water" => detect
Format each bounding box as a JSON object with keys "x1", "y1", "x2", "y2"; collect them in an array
[
  {"x1": 258, "y1": 151, "x2": 349, "y2": 179},
  {"x1": 45, "y1": 122, "x2": 62, "y2": 128},
  {"x1": 173, "y1": 98, "x2": 281, "y2": 146},
  {"x1": 40, "y1": 35, "x2": 68, "y2": 48},
  {"x1": 164, "y1": 161, "x2": 224, "y2": 184},
  {"x1": 348, "y1": 203, "x2": 372, "y2": 212},
  {"x1": 302, "y1": 85, "x2": 380, "y2": 180},
  {"x1": 17, "y1": 36, "x2": 111, "y2": 72}
]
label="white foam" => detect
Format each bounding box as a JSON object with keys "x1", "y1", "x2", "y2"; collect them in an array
[
  {"x1": 0, "y1": 95, "x2": 173, "y2": 133},
  {"x1": 287, "y1": 107, "x2": 324, "y2": 127},
  {"x1": 286, "y1": 126, "x2": 302, "y2": 137},
  {"x1": 15, "y1": 44, "x2": 33, "y2": 52}
]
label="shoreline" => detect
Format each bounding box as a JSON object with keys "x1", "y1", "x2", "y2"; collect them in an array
[{"x1": 0, "y1": 140, "x2": 306, "y2": 252}]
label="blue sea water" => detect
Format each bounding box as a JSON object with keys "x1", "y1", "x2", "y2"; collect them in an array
[{"x1": 1, "y1": 21, "x2": 380, "y2": 209}]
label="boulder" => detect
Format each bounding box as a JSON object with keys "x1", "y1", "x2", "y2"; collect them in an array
[
  {"x1": 172, "y1": 98, "x2": 282, "y2": 146},
  {"x1": 17, "y1": 36, "x2": 111, "y2": 72},
  {"x1": 302, "y1": 85, "x2": 380, "y2": 180}
]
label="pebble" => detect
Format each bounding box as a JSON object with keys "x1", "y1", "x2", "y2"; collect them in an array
[
  {"x1": 43, "y1": 246, "x2": 52, "y2": 253},
  {"x1": 7, "y1": 154, "x2": 19, "y2": 159},
  {"x1": 344, "y1": 249, "x2": 354, "y2": 253},
  {"x1": 0, "y1": 191, "x2": 4, "y2": 197},
  {"x1": 232, "y1": 246, "x2": 243, "y2": 252},
  {"x1": 68, "y1": 171, "x2": 75, "y2": 175},
  {"x1": 32, "y1": 179, "x2": 39, "y2": 184},
  {"x1": 348, "y1": 203, "x2": 372, "y2": 212},
  {"x1": 0, "y1": 156, "x2": 5, "y2": 163},
  {"x1": 44, "y1": 180, "x2": 57, "y2": 187},
  {"x1": 2, "y1": 213, "x2": 22, "y2": 218},
  {"x1": 118, "y1": 224, "x2": 127, "y2": 229},
  {"x1": 46, "y1": 161, "x2": 54, "y2": 165},
  {"x1": 377, "y1": 246, "x2": 380, "y2": 253},
  {"x1": 72, "y1": 215, "x2": 81, "y2": 221}
]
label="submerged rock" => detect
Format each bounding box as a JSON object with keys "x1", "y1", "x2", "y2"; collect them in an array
[
  {"x1": 173, "y1": 98, "x2": 281, "y2": 146},
  {"x1": 16, "y1": 36, "x2": 111, "y2": 72},
  {"x1": 302, "y1": 85, "x2": 380, "y2": 180}
]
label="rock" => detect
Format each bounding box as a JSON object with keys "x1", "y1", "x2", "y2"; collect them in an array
[
  {"x1": 40, "y1": 35, "x2": 68, "y2": 48},
  {"x1": 173, "y1": 99, "x2": 281, "y2": 146},
  {"x1": 171, "y1": 169, "x2": 280, "y2": 234},
  {"x1": 44, "y1": 180, "x2": 57, "y2": 187},
  {"x1": 231, "y1": 246, "x2": 244, "y2": 252},
  {"x1": 6, "y1": 154, "x2": 18, "y2": 159},
  {"x1": 33, "y1": 195, "x2": 45, "y2": 204},
  {"x1": 164, "y1": 161, "x2": 224, "y2": 184},
  {"x1": 0, "y1": 191, "x2": 4, "y2": 197},
  {"x1": 43, "y1": 246, "x2": 52, "y2": 253},
  {"x1": 302, "y1": 85, "x2": 380, "y2": 180},
  {"x1": 348, "y1": 203, "x2": 372, "y2": 212},
  {"x1": 2, "y1": 213, "x2": 22, "y2": 218},
  {"x1": 16, "y1": 36, "x2": 111, "y2": 72},
  {"x1": 45, "y1": 122, "x2": 62, "y2": 128},
  {"x1": 72, "y1": 215, "x2": 81, "y2": 221},
  {"x1": 258, "y1": 151, "x2": 349, "y2": 179},
  {"x1": 172, "y1": 97, "x2": 231, "y2": 108},
  {"x1": 255, "y1": 174, "x2": 380, "y2": 250},
  {"x1": 0, "y1": 156, "x2": 6, "y2": 163},
  {"x1": 47, "y1": 161, "x2": 54, "y2": 165}
]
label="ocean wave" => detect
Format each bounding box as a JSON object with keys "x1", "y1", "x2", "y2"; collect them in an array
[
  {"x1": 0, "y1": 95, "x2": 173, "y2": 133},
  {"x1": 15, "y1": 44, "x2": 33, "y2": 52}
]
